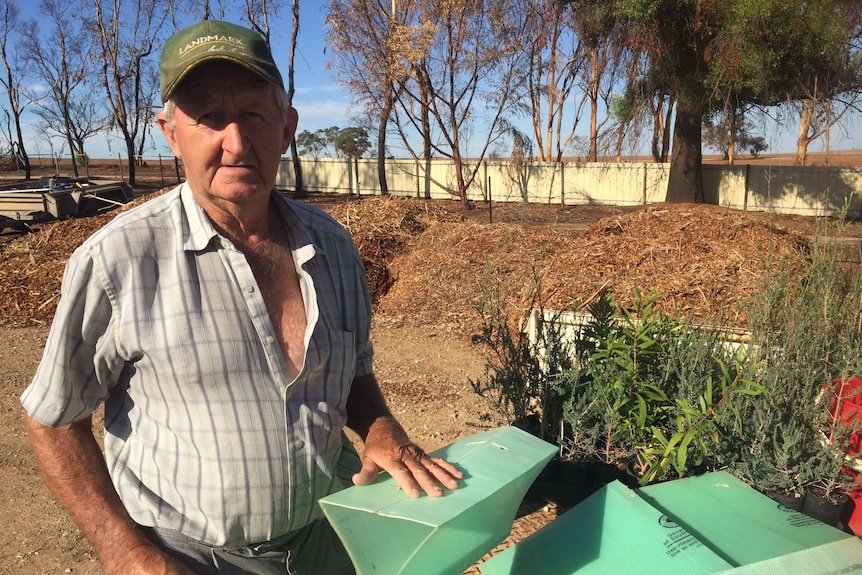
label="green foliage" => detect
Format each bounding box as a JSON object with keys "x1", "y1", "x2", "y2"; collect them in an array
[
  {"x1": 640, "y1": 347, "x2": 764, "y2": 485},
  {"x1": 562, "y1": 290, "x2": 762, "y2": 484},
  {"x1": 295, "y1": 125, "x2": 372, "y2": 159},
  {"x1": 295, "y1": 129, "x2": 328, "y2": 158},
  {"x1": 333, "y1": 126, "x2": 371, "y2": 159},
  {"x1": 728, "y1": 213, "x2": 862, "y2": 501},
  {"x1": 470, "y1": 211, "x2": 861, "y2": 494},
  {"x1": 608, "y1": 91, "x2": 636, "y2": 127},
  {"x1": 468, "y1": 264, "x2": 574, "y2": 443},
  {"x1": 702, "y1": 111, "x2": 768, "y2": 161},
  {"x1": 714, "y1": 0, "x2": 860, "y2": 104},
  {"x1": 471, "y1": 282, "x2": 762, "y2": 485}
]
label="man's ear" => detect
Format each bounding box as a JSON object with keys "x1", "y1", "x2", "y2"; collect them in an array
[
  {"x1": 157, "y1": 111, "x2": 182, "y2": 158},
  {"x1": 282, "y1": 107, "x2": 298, "y2": 154}
]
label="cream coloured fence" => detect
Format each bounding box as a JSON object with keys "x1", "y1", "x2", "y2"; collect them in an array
[{"x1": 276, "y1": 158, "x2": 862, "y2": 218}]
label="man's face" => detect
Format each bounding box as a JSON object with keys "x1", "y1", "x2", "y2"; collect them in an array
[{"x1": 157, "y1": 62, "x2": 296, "y2": 210}]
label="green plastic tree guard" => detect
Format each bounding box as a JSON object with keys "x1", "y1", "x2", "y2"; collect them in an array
[{"x1": 319, "y1": 426, "x2": 557, "y2": 575}]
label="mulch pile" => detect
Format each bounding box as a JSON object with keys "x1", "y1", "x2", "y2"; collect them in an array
[
  {"x1": 325, "y1": 196, "x2": 463, "y2": 302},
  {"x1": 1, "y1": 194, "x2": 813, "y2": 333},
  {"x1": 375, "y1": 201, "x2": 812, "y2": 333}
]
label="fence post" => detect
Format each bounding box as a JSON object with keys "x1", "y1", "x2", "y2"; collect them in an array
[
  {"x1": 743, "y1": 164, "x2": 750, "y2": 212},
  {"x1": 118, "y1": 154, "x2": 124, "y2": 182},
  {"x1": 642, "y1": 163, "x2": 648, "y2": 205},
  {"x1": 355, "y1": 157, "x2": 361, "y2": 197},
  {"x1": 158, "y1": 154, "x2": 165, "y2": 188},
  {"x1": 488, "y1": 176, "x2": 493, "y2": 224},
  {"x1": 560, "y1": 162, "x2": 565, "y2": 206}
]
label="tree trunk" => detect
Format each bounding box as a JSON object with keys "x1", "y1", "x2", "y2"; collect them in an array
[
  {"x1": 796, "y1": 98, "x2": 815, "y2": 166},
  {"x1": 377, "y1": 89, "x2": 392, "y2": 196},
  {"x1": 419, "y1": 66, "x2": 432, "y2": 199},
  {"x1": 588, "y1": 47, "x2": 599, "y2": 162},
  {"x1": 14, "y1": 122, "x2": 30, "y2": 180},
  {"x1": 290, "y1": 137, "x2": 304, "y2": 198},
  {"x1": 65, "y1": 131, "x2": 79, "y2": 178},
  {"x1": 660, "y1": 102, "x2": 673, "y2": 163},
  {"x1": 615, "y1": 123, "x2": 624, "y2": 161},
  {"x1": 666, "y1": 101, "x2": 704, "y2": 203},
  {"x1": 125, "y1": 138, "x2": 136, "y2": 186}
]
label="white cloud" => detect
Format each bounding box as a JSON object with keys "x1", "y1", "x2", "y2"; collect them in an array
[{"x1": 292, "y1": 96, "x2": 355, "y2": 132}]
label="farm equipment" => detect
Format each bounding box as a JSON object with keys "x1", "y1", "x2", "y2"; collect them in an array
[{"x1": 0, "y1": 176, "x2": 134, "y2": 224}]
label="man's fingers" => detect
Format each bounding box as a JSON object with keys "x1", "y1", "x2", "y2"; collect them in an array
[
  {"x1": 355, "y1": 441, "x2": 463, "y2": 497},
  {"x1": 404, "y1": 458, "x2": 445, "y2": 497},
  {"x1": 429, "y1": 456, "x2": 463, "y2": 483},
  {"x1": 351, "y1": 458, "x2": 382, "y2": 486},
  {"x1": 388, "y1": 464, "x2": 423, "y2": 497}
]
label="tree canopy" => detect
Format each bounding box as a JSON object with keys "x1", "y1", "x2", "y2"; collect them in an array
[
  {"x1": 563, "y1": 0, "x2": 862, "y2": 201},
  {"x1": 296, "y1": 125, "x2": 371, "y2": 158}
]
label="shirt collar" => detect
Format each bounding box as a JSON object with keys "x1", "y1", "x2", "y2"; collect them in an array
[
  {"x1": 178, "y1": 182, "x2": 322, "y2": 263},
  {"x1": 179, "y1": 182, "x2": 219, "y2": 252}
]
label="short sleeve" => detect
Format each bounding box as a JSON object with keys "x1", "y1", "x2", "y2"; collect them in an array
[{"x1": 20, "y1": 244, "x2": 122, "y2": 426}]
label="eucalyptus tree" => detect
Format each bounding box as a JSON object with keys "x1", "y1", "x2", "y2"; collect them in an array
[
  {"x1": 87, "y1": 0, "x2": 169, "y2": 186},
  {"x1": 569, "y1": 1, "x2": 625, "y2": 162},
  {"x1": 705, "y1": 0, "x2": 862, "y2": 166},
  {"x1": 0, "y1": 0, "x2": 30, "y2": 178},
  {"x1": 511, "y1": 0, "x2": 582, "y2": 163},
  {"x1": 393, "y1": 0, "x2": 527, "y2": 205},
  {"x1": 296, "y1": 129, "x2": 329, "y2": 157},
  {"x1": 326, "y1": 0, "x2": 427, "y2": 195},
  {"x1": 23, "y1": 0, "x2": 108, "y2": 177},
  {"x1": 333, "y1": 126, "x2": 371, "y2": 158},
  {"x1": 564, "y1": 0, "x2": 862, "y2": 203}
]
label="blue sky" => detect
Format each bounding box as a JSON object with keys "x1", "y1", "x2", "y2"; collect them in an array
[{"x1": 270, "y1": 4, "x2": 356, "y2": 138}]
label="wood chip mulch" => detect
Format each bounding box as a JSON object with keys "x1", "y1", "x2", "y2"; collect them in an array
[
  {"x1": 374, "y1": 201, "x2": 813, "y2": 335},
  {"x1": 1, "y1": 195, "x2": 814, "y2": 334}
]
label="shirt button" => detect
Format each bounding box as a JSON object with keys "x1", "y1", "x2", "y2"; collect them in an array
[
  {"x1": 244, "y1": 285, "x2": 255, "y2": 293},
  {"x1": 294, "y1": 439, "x2": 305, "y2": 450},
  {"x1": 264, "y1": 336, "x2": 275, "y2": 345}
]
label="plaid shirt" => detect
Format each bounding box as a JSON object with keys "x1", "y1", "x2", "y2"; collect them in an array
[{"x1": 21, "y1": 183, "x2": 373, "y2": 547}]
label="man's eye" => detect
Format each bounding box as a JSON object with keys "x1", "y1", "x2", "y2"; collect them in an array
[{"x1": 198, "y1": 112, "x2": 224, "y2": 124}]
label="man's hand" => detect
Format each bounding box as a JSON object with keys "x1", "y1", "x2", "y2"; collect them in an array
[{"x1": 352, "y1": 416, "x2": 463, "y2": 497}]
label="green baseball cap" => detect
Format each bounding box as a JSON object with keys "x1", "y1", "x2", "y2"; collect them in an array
[{"x1": 160, "y1": 20, "x2": 284, "y2": 102}]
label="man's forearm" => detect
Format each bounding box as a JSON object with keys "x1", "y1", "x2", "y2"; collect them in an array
[
  {"x1": 345, "y1": 373, "x2": 397, "y2": 440},
  {"x1": 24, "y1": 414, "x2": 156, "y2": 572}
]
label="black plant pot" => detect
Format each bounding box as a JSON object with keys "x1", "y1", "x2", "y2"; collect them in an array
[
  {"x1": 802, "y1": 489, "x2": 851, "y2": 527},
  {"x1": 766, "y1": 490, "x2": 806, "y2": 512},
  {"x1": 526, "y1": 459, "x2": 628, "y2": 507}
]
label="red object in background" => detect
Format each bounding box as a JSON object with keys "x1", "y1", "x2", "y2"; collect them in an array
[
  {"x1": 829, "y1": 377, "x2": 862, "y2": 454},
  {"x1": 826, "y1": 377, "x2": 862, "y2": 534}
]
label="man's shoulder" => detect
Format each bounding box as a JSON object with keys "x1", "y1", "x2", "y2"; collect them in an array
[
  {"x1": 80, "y1": 185, "x2": 183, "y2": 250},
  {"x1": 282, "y1": 196, "x2": 351, "y2": 240}
]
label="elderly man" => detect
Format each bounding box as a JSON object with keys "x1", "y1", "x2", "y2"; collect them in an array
[{"x1": 21, "y1": 20, "x2": 461, "y2": 575}]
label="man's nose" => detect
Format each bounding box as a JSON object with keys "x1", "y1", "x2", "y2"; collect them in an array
[{"x1": 221, "y1": 120, "x2": 249, "y2": 154}]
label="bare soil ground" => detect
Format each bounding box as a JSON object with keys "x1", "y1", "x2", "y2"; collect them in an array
[{"x1": 1, "y1": 159, "x2": 861, "y2": 574}]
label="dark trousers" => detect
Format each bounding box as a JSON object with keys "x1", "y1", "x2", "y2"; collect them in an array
[{"x1": 143, "y1": 520, "x2": 355, "y2": 575}]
